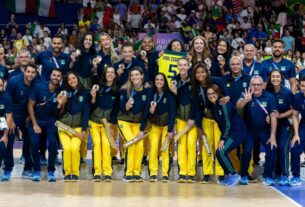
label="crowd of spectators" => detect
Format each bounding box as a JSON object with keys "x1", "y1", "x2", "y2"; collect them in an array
[{"x1": 1, "y1": 0, "x2": 305, "y2": 72}]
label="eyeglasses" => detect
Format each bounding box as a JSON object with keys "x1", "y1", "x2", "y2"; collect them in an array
[{"x1": 251, "y1": 83, "x2": 263, "y2": 87}]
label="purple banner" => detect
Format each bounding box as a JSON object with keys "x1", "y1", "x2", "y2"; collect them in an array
[{"x1": 138, "y1": 33, "x2": 183, "y2": 51}]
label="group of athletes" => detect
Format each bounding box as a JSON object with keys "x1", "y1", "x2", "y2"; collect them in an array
[{"x1": 0, "y1": 32, "x2": 304, "y2": 187}]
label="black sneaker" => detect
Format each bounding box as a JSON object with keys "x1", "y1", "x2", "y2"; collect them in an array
[
  {"x1": 119, "y1": 159, "x2": 125, "y2": 166},
  {"x1": 80, "y1": 158, "x2": 86, "y2": 165},
  {"x1": 177, "y1": 175, "x2": 186, "y2": 183},
  {"x1": 149, "y1": 175, "x2": 157, "y2": 182},
  {"x1": 105, "y1": 176, "x2": 112, "y2": 182},
  {"x1": 71, "y1": 175, "x2": 79, "y2": 182},
  {"x1": 93, "y1": 175, "x2": 101, "y2": 182},
  {"x1": 197, "y1": 160, "x2": 203, "y2": 167},
  {"x1": 64, "y1": 175, "x2": 71, "y2": 182},
  {"x1": 134, "y1": 175, "x2": 144, "y2": 182},
  {"x1": 200, "y1": 175, "x2": 209, "y2": 184},
  {"x1": 142, "y1": 156, "x2": 149, "y2": 166},
  {"x1": 248, "y1": 175, "x2": 258, "y2": 183},
  {"x1": 187, "y1": 176, "x2": 195, "y2": 183},
  {"x1": 123, "y1": 175, "x2": 133, "y2": 183},
  {"x1": 218, "y1": 176, "x2": 225, "y2": 182},
  {"x1": 161, "y1": 176, "x2": 169, "y2": 183}
]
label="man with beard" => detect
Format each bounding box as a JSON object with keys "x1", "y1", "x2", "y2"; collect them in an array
[
  {"x1": 2, "y1": 64, "x2": 38, "y2": 181},
  {"x1": 28, "y1": 69, "x2": 63, "y2": 182},
  {"x1": 261, "y1": 40, "x2": 297, "y2": 93},
  {"x1": 35, "y1": 35, "x2": 70, "y2": 81},
  {"x1": 243, "y1": 44, "x2": 263, "y2": 77}
]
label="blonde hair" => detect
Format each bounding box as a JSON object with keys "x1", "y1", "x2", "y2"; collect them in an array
[
  {"x1": 121, "y1": 67, "x2": 144, "y2": 98},
  {"x1": 99, "y1": 33, "x2": 119, "y2": 63}
]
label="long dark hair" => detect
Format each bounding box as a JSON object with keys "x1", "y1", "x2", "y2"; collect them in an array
[
  {"x1": 191, "y1": 63, "x2": 211, "y2": 96},
  {"x1": 266, "y1": 69, "x2": 283, "y2": 93},
  {"x1": 152, "y1": 72, "x2": 170, "y2": 94},
  {"x1": 99, "y1": 66, "x2": 119, "y2": 93},
  {"x1": 64, "y1": 71, "x2": 85, "y2": 92},
  {"x1": 165, "y1": 39, "x2": 186, "y2": 52},
  {"x1": 79, "y1": 32, "x2": 96, "y2": 55}
]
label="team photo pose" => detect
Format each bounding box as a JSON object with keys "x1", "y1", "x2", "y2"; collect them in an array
[
  {"x1": 28, "y1": 68, "x2": 63, "y2": 182},
  {"x1": 148, "y1": 72, "x2": 176, "y2": 182},
  {"x1": 170, "y1": 58, "x2": 197, "y2": 183},
  {"x1": 206, "y1": 84, "x2": 247, "y2": 186},
  {"x1": 57, "y1": 72, "x2": 91, "y2": 182},
  {"x1": 266, "y1": 70, "x2": 293, "y2": 185},
  {"x1": 117, "y1": 67, "x2": 152, "y2": 182},
  {"x1": 89, "y1": 66, "x2": 119, "y2": 182},
  {"x1": 236, "y1": 75, "x2": 277, "y2": 186}
]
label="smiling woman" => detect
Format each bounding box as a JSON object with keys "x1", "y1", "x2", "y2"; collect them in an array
[
  {"x1": 57, "y1": 72, "x2": 91, "y2": 182},
  {"x1": 117, "y1": 67, "x2": 152, "y2": 182}
]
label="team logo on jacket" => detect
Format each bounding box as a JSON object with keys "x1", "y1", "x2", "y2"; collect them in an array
[
  {"x1": 20, "y1": 91, "x2": 24, "y2": 96},
  {"x1": 218, "y1": 110, "x2": 222, "y2": 115},
  {"x1": 112, "y1": 96, "x2": 115, "y2": 100},
  {"x1": 0, "y1": 105, "x2": 5, "y2": 109},
  {"x1": 254, "y1": 70, "x2": 259, "y2": 75},
  {"x1": 142, "y1": 95, "x2": 146, "y2": 101},
  {"x1": 243, "y1": 82, "x2": 247, "y2": 88},
  {"x1": 79, "y1": 96, "x2": 83, "y2": 102},
  {"x1": 60, "y1": 60, "x2": 65, "y2": 65},
  {"x1": 278, "y1": 99, "x2": 283, "y2": 104},
  {"x1": 280, "y1": 66, "x2": 285, "y2": 71},
  {"x1": 163, "y1": 98, "x2": 167, "y2": 104},
  {"x1": 226, "y1": 83, "x2": 230, "y2": 87},
  {"x1": 262, "y1": 102, "x2": 267, "y2": 107}
]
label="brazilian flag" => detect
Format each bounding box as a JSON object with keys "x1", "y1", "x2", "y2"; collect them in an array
[{"x1": 287, "y1": 0, "x2": 305, "y2": 14}]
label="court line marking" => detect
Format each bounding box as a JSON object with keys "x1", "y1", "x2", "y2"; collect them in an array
[{"x1": 271, "y1": 187, "x2": 303, "y2": 207}]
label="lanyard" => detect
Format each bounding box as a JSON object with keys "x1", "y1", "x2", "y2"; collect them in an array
[
  {"x1": 153, "y1": 92, "x2": 163, "y2": 104},
  {"x1": 254, "y1": 97, "x2": 268, "y2": 115},
  {"x1": 130, "y1": 88, "x2": 137, "y2": 99},
  {"x1": 199, "y1": 86, "x2": 207, "y2": 106},
  {"x1": 272, "y1": 62, "x2": 279, "y2": 70},
  {"x1": 37, "y1": 92, "x2": 57, "y2": 107},
  {"x1": 234, "y1": 74, "x2": 243, "y2": 82},
  {"x1": 101, "y1": 86, "x2": 111, "y2": 93},
  {"x1": 177, "y1": 78, "x2": 189, "y2": 89},
  {"x1": 249, "y1": 61, "x2": 255, "y2": 76},
  {"x1": 125, "y1": 61, "x2": 133, "y2": 70},
  {"x1": 52, "y1": 56, "x2": 60, "y2": 68},
  {"x1": 67, "y1": 90, "x2": 78, "y2": 98}
]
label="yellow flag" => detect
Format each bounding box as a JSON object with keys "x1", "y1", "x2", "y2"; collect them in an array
[{"x1": 158, "y1": 50, "x2": 186, "y2": 85}]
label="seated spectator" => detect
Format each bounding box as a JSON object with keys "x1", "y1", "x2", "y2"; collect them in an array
[
  {"x1": 68, "y1": 30, "x2": 78, "y2": 48},
  {"x1": 22, "y1": 29, "x2": 33, "y2": 47},
  {"x1": 6, "y1": 14, "x2": 19, "y2": 31},
  {"x1": 90, "y1": 17, "x2": 102, "y2": 33},
  {"x1": 128, "y1": 10, "x2": 142, "y2": 33},
  {"x1": 282, "y1": 30, "x2": 295, "y2": 52},
  {"x1": 84, "y1": 2, "x2": 93, "y2": 20},
  {"x1": 13, "y1": 33, "x2": 26, "y2": 55},
  {"x1": 79, "y1": 16, "x2": 91, "y2": 30}
]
